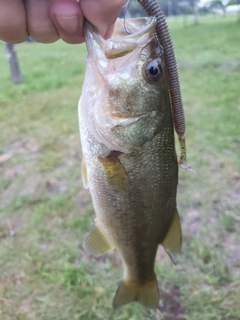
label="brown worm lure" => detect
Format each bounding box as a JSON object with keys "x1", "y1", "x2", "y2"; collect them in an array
[{"x1": 137, "y1": 0, "x2": 193, "y2": 171}]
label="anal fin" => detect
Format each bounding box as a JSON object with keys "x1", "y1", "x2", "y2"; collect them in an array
[
  {"x1": 161, "y1": 208, "x2": 182, "y2": 264},
  {"x1": 84, "y1": 224, "x2": 114, "y2": 257}
]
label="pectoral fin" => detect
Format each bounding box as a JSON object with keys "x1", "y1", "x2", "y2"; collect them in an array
[
  {"x1": 81, "y1": 156, "x2": 88, "y2": 189},
  {"x1": 84, "y1": 224, "x2": 114, "y2": 257},
  {"x1": 98, "y1": 152, "x2": 129, "y2": 191},
  {"x1": 161, "y1": 208, "x2": 182, "y2": 264}
]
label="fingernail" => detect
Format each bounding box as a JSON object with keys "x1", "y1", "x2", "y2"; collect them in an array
[{"x1": 55, "y1": 15, "x2": 79, "y2": 34}]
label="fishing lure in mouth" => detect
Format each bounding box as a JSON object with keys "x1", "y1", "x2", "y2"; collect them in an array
[{"x1": 125, "y1": 0, "x2": 193, "y2": 171}]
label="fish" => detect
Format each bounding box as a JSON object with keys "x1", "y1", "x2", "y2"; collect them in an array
[{"x1": 78, "y1": 17, "x2": 182, "y2": 309}]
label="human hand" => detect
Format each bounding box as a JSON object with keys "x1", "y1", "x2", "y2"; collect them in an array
[{"x1": 0, "y1": 0, "x2": 126, "y2": 44}]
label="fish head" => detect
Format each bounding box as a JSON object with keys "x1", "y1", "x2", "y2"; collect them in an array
[{"x1": 79, "y1": 17, "x2": 169, "y2": 153}]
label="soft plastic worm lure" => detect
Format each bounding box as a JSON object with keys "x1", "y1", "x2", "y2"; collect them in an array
[{"x1": 137, "y1": 0, "x2": 193, "y2": 171}]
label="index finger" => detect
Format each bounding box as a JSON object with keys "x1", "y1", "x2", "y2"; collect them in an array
[
  {"x1": 80, "y1": 0, "x2": 125, "y2": 39},
  {"x1": 0, "y1": 0, "x2": 28, "y2": 43}
]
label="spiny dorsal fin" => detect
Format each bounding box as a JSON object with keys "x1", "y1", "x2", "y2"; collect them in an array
[
  {"x1": 81, "y1": 156, "x2": 88, "y2": 189},
  {"x1": 161, "y1": 208, "x2": 182, "y2": 264},
  {"x1": 113, "y1": 275, "x2": 159, "y2": 309},
  {"x1": 84, "y1": 224, "x2": 114, "y2": 257}
]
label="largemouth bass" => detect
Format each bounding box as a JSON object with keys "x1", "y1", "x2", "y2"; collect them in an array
[{"x1": 78, "y1": 17, "x2": 182, "y2": 309}]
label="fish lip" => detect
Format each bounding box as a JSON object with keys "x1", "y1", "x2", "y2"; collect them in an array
[
  {"x1": 84, "y1": 17, "x2": 157, "y2": 62},
  {"x1": 84, "y1": 16, "x2": 156, "y2": 41}
]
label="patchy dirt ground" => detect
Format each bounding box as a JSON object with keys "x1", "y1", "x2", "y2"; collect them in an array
[{"x1": 159, "y1": 287, "x2": 185, "y2": 320}]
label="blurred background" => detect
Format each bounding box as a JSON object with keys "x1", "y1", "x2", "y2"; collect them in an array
[{"x1": 0, "y1": 1, "x2": 239, "y2": 319}]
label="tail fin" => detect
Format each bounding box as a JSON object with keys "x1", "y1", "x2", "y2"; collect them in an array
[{"x1": 112, "y1": 276, "x2": 159, "y2": 309}]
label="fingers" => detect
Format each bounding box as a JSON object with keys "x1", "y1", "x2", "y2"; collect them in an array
[
  {"x1": 0, "y1": 0, "x2": 28, "y2": 43},
  {"x1": 25, "y1": 0, "x2": 59, "y2": 43},
  {"x1": 0, "y1": 0, "x2": 125, "y2": 44},
  {"x1": 80, "y1": 0, "x2": 126, "y2": 39},
  {"x1": 49, "y1": 0, "x2": 84, "y2": 44}
]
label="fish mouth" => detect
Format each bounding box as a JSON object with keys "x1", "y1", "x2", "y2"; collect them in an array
[{"x1": 84, "y1": 17, "x2": 157, "y2": 62}]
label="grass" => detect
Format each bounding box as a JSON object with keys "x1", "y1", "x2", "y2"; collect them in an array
[{"x1": 0, "y1": 12, "x2": 240, "y2": 320}]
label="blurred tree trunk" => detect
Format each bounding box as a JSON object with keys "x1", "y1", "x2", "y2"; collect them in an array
[
  {"x1": 5, "y1": 43, "x2": 23, "y2": 83},
  {"x1": 193, "y1": 0, "x2": 199, "y2": 24}
]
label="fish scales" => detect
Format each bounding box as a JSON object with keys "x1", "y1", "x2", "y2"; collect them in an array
[{"x1": 78, "y1": 17, "x2": 182, "y2": 309}]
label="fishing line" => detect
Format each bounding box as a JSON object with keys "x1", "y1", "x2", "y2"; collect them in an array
[{"x1": 123, "y1": 0, "x2": 133, "y2": 34}]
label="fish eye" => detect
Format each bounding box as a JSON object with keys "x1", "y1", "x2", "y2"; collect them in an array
[{"x1": 145, "y1": 60, "x2": 162, "y2": 82}]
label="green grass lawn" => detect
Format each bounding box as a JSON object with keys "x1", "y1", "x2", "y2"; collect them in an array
[{"x1": 0, "y1": 13, "x2": 240, "y2": 320}]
